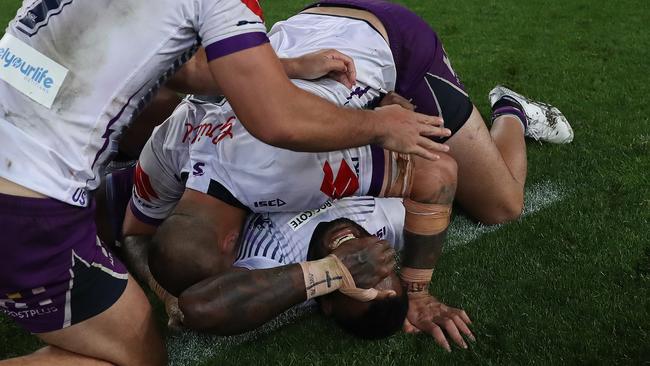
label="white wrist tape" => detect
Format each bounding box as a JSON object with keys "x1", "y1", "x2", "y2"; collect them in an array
[{"x1": 299, "y1": 254, "x2": 381, "y2": 302}]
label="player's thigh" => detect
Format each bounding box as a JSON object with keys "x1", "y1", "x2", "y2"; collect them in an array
[
  {"x1": 0, "y1": 346, "x2": 113, "y2": 365},
  {"x1": 446, "y1": 107, "x2": 521, "y2": 204},
  {"x1": 37, "y1": 277, "x2": 166, "y2": 366}
]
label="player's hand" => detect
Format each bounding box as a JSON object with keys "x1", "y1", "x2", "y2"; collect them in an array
[
  {"x1": 165, "y1": 295, "x2": 185, "y2": 331},
  {"x1": 332, "y1": 236, "x2": 396, "y2": 289},
  {"x1": 372, "y1": 104, "x2": 451, "y2": 161},
  {"x1": 282, "y1": 49, "x2": 357, "y2": 88},
  {"x1": 379, "y1": 91, "x2": 416, "y2": 111},
  {"x1": 403, "y1": 293, "x2": 475, "y2": 352}
]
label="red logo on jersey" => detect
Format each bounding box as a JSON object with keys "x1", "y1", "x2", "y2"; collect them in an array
[
  {"x1": 241, "y1": 0, "x2": 264, "y2": 21},
  {"x1": 320, "y1": 160, "x2": 360, "y2": 199},
  {"x1": 183, "y1": 116, "x2": 235, "y2": 145},
  {"x1": 134, "y1": 163, "x2": 159, "y2": 202}
]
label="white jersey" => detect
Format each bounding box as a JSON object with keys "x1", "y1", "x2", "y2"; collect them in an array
[
  {"x1": 129, "y1": 102, "x2": 197, "y2": 225},
  {"x1": 131, "y1": 13, "x2": 397, "y2": 220},
  {"x1": 234, "y1": 197, "x2": 405, "y2": 270},
  {"x1": 0, "y1": 0, "x2": 267, "y2": 206},
  {"x1": 188, "y1": 14, "x2": 396, "y2": 213},
  {"x1": 268, "y1": 13, "x2": 396, "y2": 107}
]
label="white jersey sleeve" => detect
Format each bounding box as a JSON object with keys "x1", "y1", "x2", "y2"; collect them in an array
[
  {"x1": 199, "y1": 0, "x2": 268, "y2": 62},
  {"x1": 129, "y1": 103, "x2": 193, "y2": 226}
]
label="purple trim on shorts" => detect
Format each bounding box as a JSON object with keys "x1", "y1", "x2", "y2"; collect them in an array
[
  {"x1": 0, "y1": 192, "x2": 91, "y2": 215},
  {"x1": 128, "y1": 200, "x2": 163, "y2": 227},
  {"x1": 0, "y1": 193, "x2": 127, "y2": 333},
  {"x1": 367, "y1": 145, "x2": 385, "y2": 197},
  {"x1": 204, "y1": 32, "x2": 269, "y2": 62}
]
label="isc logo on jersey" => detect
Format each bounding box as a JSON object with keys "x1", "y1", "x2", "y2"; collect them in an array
[{"x1": 254, "y1": 198, "x2": 286, "y2": 208}]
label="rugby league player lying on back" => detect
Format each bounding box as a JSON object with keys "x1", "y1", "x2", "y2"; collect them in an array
[
  {"x1": 161, "y1": 197, "x2": 475, "y2": 347},
  {"x1": 122, "y1": 85, "x2": 464, "y2": 348}
]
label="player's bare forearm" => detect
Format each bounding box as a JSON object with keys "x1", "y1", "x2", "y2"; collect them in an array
[
  {"x1": 122, "y1": 235, "x2": 156, "y2": 287},
  {"x1": 169, "y1": 47, "x2": 355, "y2": 95},
  {"x1": 208, "y1": 43, "x2": 448, "y2": 157},
  {"x1": 401, "y1": 233, "x2": 445, "y2": 269},
  {"x1": 209, "y1": 44, "x2": 378, "y2": 150},
  {"x1": 179, "y1": 265, "x2": 306, "y2": 335}
]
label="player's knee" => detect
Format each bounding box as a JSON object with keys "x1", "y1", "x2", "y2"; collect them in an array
[
  {"x1": 479, "y1": 195, "x2": 524, "y2": 225},
  {"x1": 410, "y1": 153, "x2": 458, "y2": 204}
]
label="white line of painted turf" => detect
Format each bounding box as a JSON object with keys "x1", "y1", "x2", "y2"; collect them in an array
[{"x1": 167, "y1": 181, "x2": 567, "y2": 366}]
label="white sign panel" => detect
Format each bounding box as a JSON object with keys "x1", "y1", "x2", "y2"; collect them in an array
[{"x1": 0, "y1": 33, "x2": 68, "y2": 109}]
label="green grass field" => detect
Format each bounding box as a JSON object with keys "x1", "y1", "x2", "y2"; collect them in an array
[{"x1": 1, "y1": 0, "x2": 649, "y2": 365}]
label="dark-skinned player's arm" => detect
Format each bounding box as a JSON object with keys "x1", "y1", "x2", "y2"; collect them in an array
[
  {"x1": 122, "y1": 188, "x2": 249, "y2": 328},
  {"x1": 178, "y1": 235, "x2": 396, "y2": 335},
  {"x1": 208, "y1": 43, "x2": 451, "y2": 161},
  {"x1": 397, "y1": 155, "x2": 476, "y2": 351},
  {"x1": 167, "y1": 47, "x2": 357, "y2": 95},
  {"x1": 121, "y1": 207, "x2": 175, "y2": 306}
]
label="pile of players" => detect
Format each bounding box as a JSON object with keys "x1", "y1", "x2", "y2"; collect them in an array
[{"x1": 0, "y1": 0, "x2": 573, "y2": 364}]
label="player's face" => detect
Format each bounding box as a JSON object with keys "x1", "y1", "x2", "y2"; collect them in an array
[{"x1": 317, "y1": 221, "x2": 403, "y2": 319}]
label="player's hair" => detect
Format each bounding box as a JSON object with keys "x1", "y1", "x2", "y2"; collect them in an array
[
  {"x1": 307, "y1": 218, "x2": 408, "y2": 340},
  {"x1": 149, "y1": 213, "x2": 221, "y2": 297},
  {"x1": 333, "y1": 289, "x2": 408, "y2": 340}
]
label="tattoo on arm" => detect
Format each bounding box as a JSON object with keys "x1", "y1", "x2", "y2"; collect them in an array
[
  {"x1": 122, "y1": 235, "x2": 172, "y2": 301},
  {"x1": 180, "y1": 264, "x2": 307, "y2": 335},
  {"x1": 122, "y1": 235, "x2": 154, "y2": 286},
  {"x1": 401, "y1": 230, "x2": 446, "y2": 269}
]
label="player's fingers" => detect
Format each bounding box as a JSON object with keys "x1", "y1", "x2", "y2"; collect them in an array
[
  {"x1": 356, "y1": 236, "x2": 383, "y2": 247},
  {"x1": 326, "y1": 50, "x2": 357, "y2": 85},
  {"x1": 329, "y1": 72, "x2": 353, "y2": 89},
  {"x1": 403, "y1": 318, "x2": 420, "y2": 334},
  {"x1": 410, "y1": 145, "x2": 440, "y2": 161},
  {"x1": 439, "y1": 318, "x2": 468, "y2": 349},
  {"x1": 418, "y1": 124, "x2": 452, "y2": 139},
  {"x1": 459, "y1": 310, "x2": 472, "y2": 324},
  {"x1": 323, "y1": 59, "x2": 348, "y2": 74},
  {"x1": 418, "y1": 136, "x2": 450, "y2": 154},
  {"x1": 375, "y1": 289, "x2": 398, "y2": 300},
  {"x1": 429, "y1": 324, "x2": 452, "y2": 352},
  {"x1": 417, "y1": 134, "x2": 450, "y2": 150},
  {"x1": 390, "y1": 93, "x2": 416, "y2": 111},
  {"x1": 451, "y1": 315, "x2": 476, "y2": 342},
  {"x1": 414, "y1": 112, "x2": 444, "y2": 127}
]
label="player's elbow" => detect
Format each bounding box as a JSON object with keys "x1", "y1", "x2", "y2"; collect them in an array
[
  {"x1": 178, "y1": 291, "x2": 235, "y2": 335},
  {"x1": 178, "y1": 293, "x2": 211, "y2": 331}
]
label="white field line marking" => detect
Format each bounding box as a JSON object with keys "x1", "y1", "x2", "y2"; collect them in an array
[
  {"x1": 446, "y1": 180, "x2": 567, "y2": 251},
  {"x1": 168, "y1": 306, "x2": 315, "y2": 366},
  {"x1": 168, "y1": 181, "x2": 567, "y2": 366}
]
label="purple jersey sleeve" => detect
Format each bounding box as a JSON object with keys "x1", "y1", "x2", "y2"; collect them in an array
[{"x1": 198, "y1": 0, "x2": 269, "y2": 62}]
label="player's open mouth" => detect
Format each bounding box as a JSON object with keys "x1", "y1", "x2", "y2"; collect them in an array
[{"x1": 329, "y1": 229, "x2": 356, "y2": 250}]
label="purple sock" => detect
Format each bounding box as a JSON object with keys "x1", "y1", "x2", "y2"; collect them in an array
[{"x1": 491, "y1": 96, "x2": 528, "y2": 132}]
